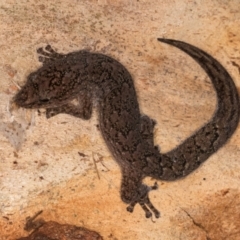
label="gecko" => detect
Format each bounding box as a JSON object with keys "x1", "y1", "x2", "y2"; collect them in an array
[{"x1": 14, "y1": 39, "x2": 240, "y2": 218}]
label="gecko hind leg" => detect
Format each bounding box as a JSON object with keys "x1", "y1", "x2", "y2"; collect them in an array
[
  {"x1": 140, "y1": 115, "x2": 157, "y2": 147},
  {"x1": 121, "y1": 169, "x2": 160, "y2": 218},
  {"x1": 126, "y1": 182, "x2": 160, "y2": 218}
]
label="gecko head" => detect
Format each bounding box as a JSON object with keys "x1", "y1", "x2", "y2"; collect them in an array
[{"x1": 14, "y1": 69, "x2": 70, "y2": 109}]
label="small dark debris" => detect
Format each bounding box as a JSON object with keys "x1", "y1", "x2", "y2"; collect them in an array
[{"x1": 78, "y1": 152, "x2": 87, "y2": 157}]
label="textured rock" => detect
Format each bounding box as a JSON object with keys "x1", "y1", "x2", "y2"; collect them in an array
[{"x1": 0, "y1": 1, "x2": 240, "y2": 239}]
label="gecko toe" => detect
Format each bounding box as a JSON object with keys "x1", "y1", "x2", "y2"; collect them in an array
[
  {"x1": 126, "y1": 205, "x2": 134, "y2": 213},
  {"x1": 145, "y1": 211, "x2": 152, "y2": 218},
  {"x1": 45, "y1": 45, "x2": 54, "y2": 53}
]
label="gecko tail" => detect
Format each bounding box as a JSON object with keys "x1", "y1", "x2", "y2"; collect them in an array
[{"x1": 155, "y1": 38, "x2": 240, "y2": 180}]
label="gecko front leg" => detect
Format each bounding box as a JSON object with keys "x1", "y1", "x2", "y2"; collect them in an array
[
  {"x1": 46, "y1": 91, "x2": 93, "y2": 119},
  {"x1": 120, "y1": 168, "x2": 160, "y2": 218}
]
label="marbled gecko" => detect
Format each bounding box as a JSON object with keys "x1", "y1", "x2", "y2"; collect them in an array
[{"x1": 14, "y1": 39, "x2": 240, "y2": 218}]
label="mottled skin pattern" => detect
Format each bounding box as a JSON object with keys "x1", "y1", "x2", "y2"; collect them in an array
[{"x1": 14, "y1": 39, "x2": 240, "y2": 218}]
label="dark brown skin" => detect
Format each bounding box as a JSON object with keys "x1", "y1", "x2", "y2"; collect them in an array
[{"x1": 14, "y1": 39, "x2": 240, "y2": 218}]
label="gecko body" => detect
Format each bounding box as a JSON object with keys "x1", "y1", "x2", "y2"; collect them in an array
[{"x1": 14, "y1": 39, "x2": 239, "y2": 218}]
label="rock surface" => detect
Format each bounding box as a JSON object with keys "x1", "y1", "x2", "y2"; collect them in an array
[{"x1": 0, "y1": 1, "x2": 240, "y2": 239}]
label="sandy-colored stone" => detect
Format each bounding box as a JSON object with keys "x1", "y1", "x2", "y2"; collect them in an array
[{"x1": 0, "y1": 1, "x2": 240, "y2": 239}]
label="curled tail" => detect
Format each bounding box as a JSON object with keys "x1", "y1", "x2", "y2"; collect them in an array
[{"x1": 157, "y1": 38, "x2": 240, "y2": 180}]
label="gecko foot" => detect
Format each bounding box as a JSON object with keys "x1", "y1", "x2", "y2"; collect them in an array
[
  {"x1": 37, "y1": 45, "x2": 65, "y2": 64},
  {"x1": 126, "y1": 182, "x2": 160, "y2": 218}
]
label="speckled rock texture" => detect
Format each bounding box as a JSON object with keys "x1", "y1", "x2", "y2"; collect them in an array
[{"x1": 0, "y1": 1, "x2": 240, "y2": 239}]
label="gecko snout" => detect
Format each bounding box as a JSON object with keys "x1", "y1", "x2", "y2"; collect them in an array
[{"x1": 14, "y1": 86, "x2": 36, "y2": 108}]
